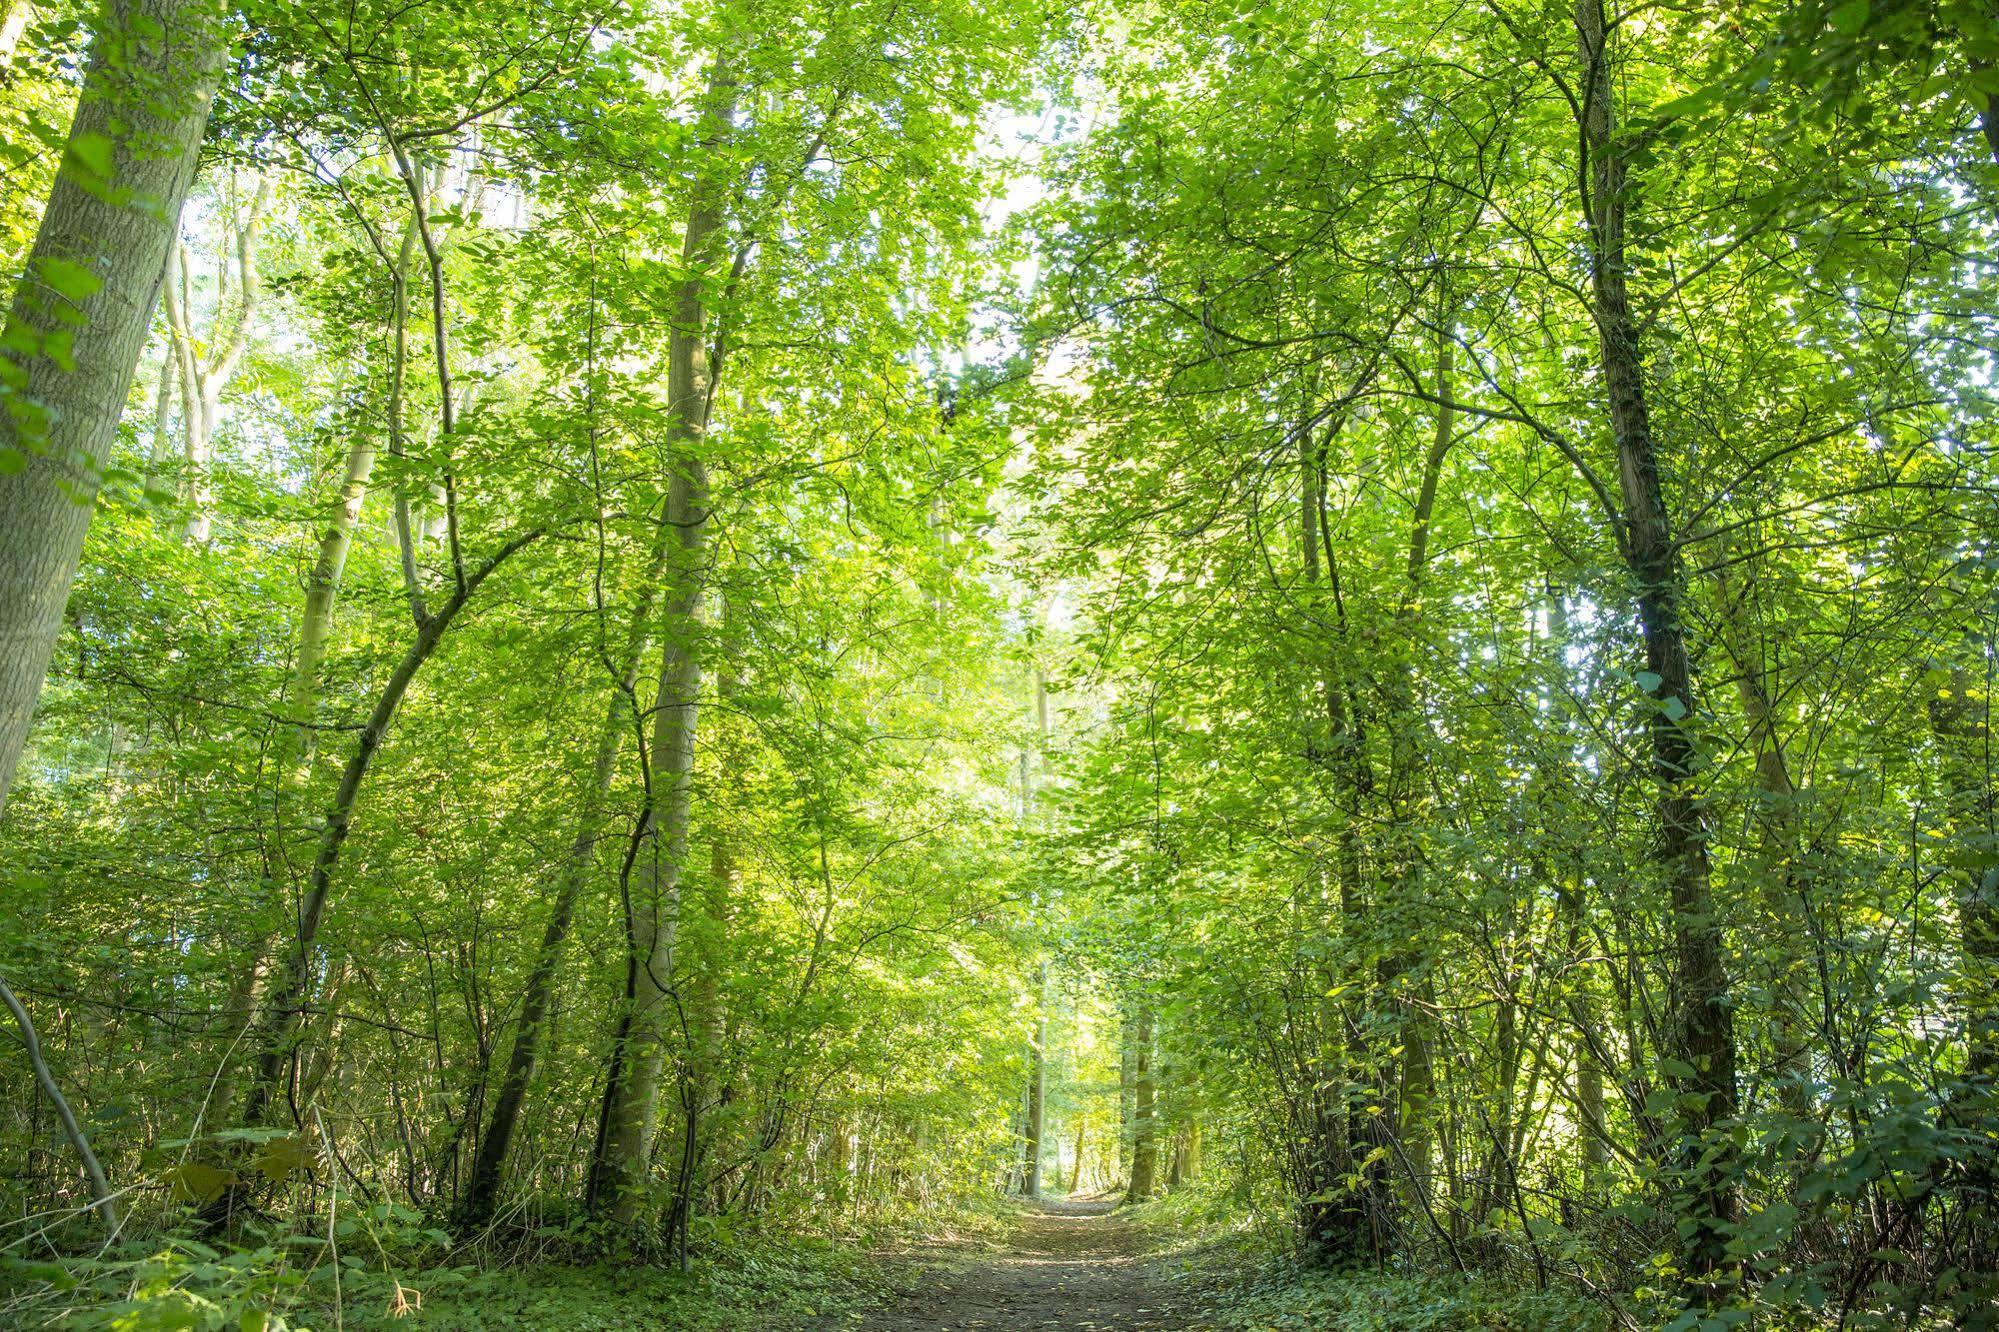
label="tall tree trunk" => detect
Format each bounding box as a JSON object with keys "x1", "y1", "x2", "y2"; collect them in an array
[
  {"x1": 1123, "y1": 1002, "x2": 1157, "y2": 1205},
  {"x1": 0, "y1": 0, "x2": 227, "y2": 819},
  {"x1": 672, "y1": 631, "x2": 743, "y2": 1241},
  {"x1": 1022, "y1": 675, "x2": 1050, "y2": 1198},
  {"x1": 1297, "y1": 396, "x2": 1389, "y2": 1263},
  {"x1": 1575, "y1": 0, "x2": 1738, "y2": 1278},
  {"x1": 1384, "y1": 321, "x2": 1454, "y2": 1210},
  {"x1": 464, "y1": 519, "x2": 671, "y2": 1224},
  {"x1": 1119, "y1": 1007, "x2": 1136, "y2": 1179},
  {"x1": 1025, "y1": 960, "x2": 1047, "y2": 1198},
  {"x1": 586, "y1": 59, "x2": 736, "y2": 1229},
  {"x1": 289, "y1": 431, "x2": 379, "y2": 746}
]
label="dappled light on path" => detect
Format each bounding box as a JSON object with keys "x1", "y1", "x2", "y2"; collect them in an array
[{"x1": 826, "y1": 1199, "x2": 1198, "y2": 1331}]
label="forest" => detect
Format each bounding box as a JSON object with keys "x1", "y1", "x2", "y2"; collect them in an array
[{"x1": 0, "y1": 0, "x2": 1995, "y2": 1328}]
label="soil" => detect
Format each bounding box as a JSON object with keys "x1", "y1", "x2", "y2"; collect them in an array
[{"x1": 823, "y1": 1198, "x2": 1207, "y2": 1331}]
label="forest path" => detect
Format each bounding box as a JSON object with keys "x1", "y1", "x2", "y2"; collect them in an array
[{"x1": 826, "y1": 1197, "x2": 1200, "y2": 1331}]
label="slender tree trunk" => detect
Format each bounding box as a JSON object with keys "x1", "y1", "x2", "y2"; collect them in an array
[
  {"x1": 290, "y1": 433, "x2": 378, "y2": 744},
  {"x1": 1119, "y1": 1008, "x2": 1136, "y2": 1179},
  {"x1": 1025, "y1": 960, "x2": 1047, "y2": 1198},
  {"x1": 1123, "y1": 1003, "x2": 1157, "y2": 1205},
  {"x1": 587, "y1": 59, "x2": 736, "y2": 1229},
  {"x1": 0, "y1": 972, "x2": 118, "y2": 1231},
  {"x1": 1385, "y1": 322, "x2": 1454, "y2": 1209},
  {"x1": 464, "y1": 528, "x2": 671, "y2": 1224},
  {"x1": 240, "y1": 537, "x2": 537, "y2": 1127},
  {"x1": 0, "y1": 0, "x2": 227, "y2": 819},
  {"x1": 1298, "y1": 399, "x2": 1388, "y2": 1262},
  {"x1": 142, "y1": 348, "x2": 177, "y2": 489},
  {"x1": 1575, "y1": 0, "x2": 1737, "y2": 1277},
  {"x1": 463, "y1": 680, "x2": 634, "y2": 1220}
]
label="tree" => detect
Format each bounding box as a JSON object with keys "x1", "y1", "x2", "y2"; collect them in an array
[{"x1": 0, "y1": 0, "x2": 227, "y2": 818}]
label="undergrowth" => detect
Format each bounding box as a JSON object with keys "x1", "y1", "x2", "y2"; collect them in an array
[
  {"x1": 1131, "y1": 1185, "x2": 1608, "y2": 1332},
  {"x1": 0, "y1": 1197, "x2": 955, "y2": 1330}
]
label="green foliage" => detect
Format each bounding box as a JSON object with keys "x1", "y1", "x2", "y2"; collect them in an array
[{"x1": 1, "y1": 0, "x2": 1996, "y2": 1325}]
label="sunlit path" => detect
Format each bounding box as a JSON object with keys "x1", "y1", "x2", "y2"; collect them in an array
[{"x1": 829, "y1": 1200, "x2": 1195, "y2": 1332}]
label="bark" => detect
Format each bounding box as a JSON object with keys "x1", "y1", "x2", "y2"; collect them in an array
[
  {"x1": 1123, "y1": 1003, "x2": 1157, "y2": 1205},
  {"x1": 1298, "y1": 397, "x2": 1390, "y2": 1262},
  {"x1": 1575, "y1": 0, "x2": 1737, "y2": 1276},
  {"x1": 1118, "y1": 1009, "x2": 1136, "y2": 1178},
  {"x1": 0, "y1": 0, "x2": 227, "y2": 820},
  {"x1": 1022, "y1": 678, "x2": 1050, "y2": 1197},
  {"x1": 142, "y1": 347, "x2": 176, "y2": 488},
  {"x1": 1025, "y1": 960, "x2": 1047, "y2": 1198},
  {"x1": 671, "y1": 631, "x2": 744, "y2": 1239},
  {"x1": 463, "y1": 687, "x2": 631, "y2": 1222},
  {"x1": 289, "y1": 430, "x2": 379, "y2": 747},
  {"x1": 1385, "y1": 323, "x2": 1454, "y2": 1206},
  {"x1": 587, "y1": 58, "x2": 736, "y2": 1228}
]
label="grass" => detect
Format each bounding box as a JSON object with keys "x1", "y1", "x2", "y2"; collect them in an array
[{"x1": 1127, "y1": 1185, "x2": 1610, "y2": 1332}]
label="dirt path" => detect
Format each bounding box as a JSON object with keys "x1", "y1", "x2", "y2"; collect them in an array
[{"x1": 830, "y1": 1198, "x2": 1199, "y2": 1331}]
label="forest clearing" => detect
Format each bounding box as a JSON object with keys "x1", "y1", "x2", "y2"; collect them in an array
[{"x1": 1, "y1": 0, "x2": 1997, "y2": 1327}]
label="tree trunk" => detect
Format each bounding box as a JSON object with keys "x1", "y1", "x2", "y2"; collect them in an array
[
  {"x1": 463, "y1": 678, "x2": 635, "y2": 1221},
  {"x1": 240, "y1": 537, "x2": 537, "y2": 1127},
  {"x1": 1123, "y1": 1003, "x2": 1156, "y2": 1205},
  {"x1": 1119, "y1": 1008, "x2": 1136, "y2": 1180},
  {"x1": 1575, "y1": 0, "x2": 1737, "y2": 1278},
  {"x1": 289, "y1": 432, "x2": 378, "y2": 745},
  {"x1": 587, "y1": 58, "x2": 735, "y2": 1229},
  {"x1": 1025, "y1": 960, "x2": 1047, "y2": 1198},
  {"x1": 0, "y1": 0, "x2": 227, "y2": 819}
]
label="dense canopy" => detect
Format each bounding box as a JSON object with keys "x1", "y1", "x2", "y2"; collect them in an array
[{"x1": 0, "y1": 0, "x2": 1995, "y2": 1327}]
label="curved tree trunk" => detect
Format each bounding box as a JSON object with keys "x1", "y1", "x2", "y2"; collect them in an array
[
  {"x1": 0, "y1": 0, "x2": 228, "y2": 819},
  {"x1": 240, "y1": 534, "x2": 539, "y2": 1128}
]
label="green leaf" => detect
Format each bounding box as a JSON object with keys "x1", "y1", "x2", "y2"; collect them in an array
[
  {"x1": 1654, "y1": 84, "x2": 1726, "y2": 120},
  {"x1": 1828, "y1": 0, "x2": 1869, "y2": 36},
  {"x1": 38, "y1": 257, "x2": 102, "y2": 304},
  {"x1": 62, "y1": 131, "x2": 114, "y2": 180}
]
